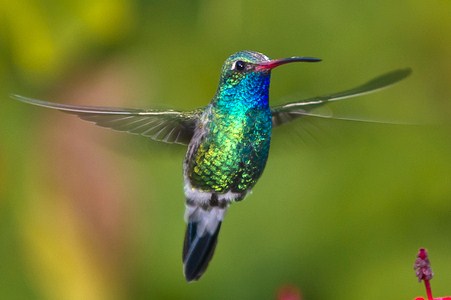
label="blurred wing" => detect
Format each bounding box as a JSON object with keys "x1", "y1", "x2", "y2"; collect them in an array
[
  {"x1": 12, "y1": 95, "x2": 201, "y2": 145},
  {"x1": 271, "y1": 68, "x2": 412, "y2": 126}
]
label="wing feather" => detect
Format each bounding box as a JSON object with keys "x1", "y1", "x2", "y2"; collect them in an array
[
  {"x1": 271, "y1": 68, "x2": 412, "y2": 126},
  {"x1": 12, "y1": 95, "x2": 201, "y2": 145}
]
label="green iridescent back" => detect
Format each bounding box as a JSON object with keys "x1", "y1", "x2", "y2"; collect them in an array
[{"x1": 185, "y1": 51, "x2": 273, "y2": 194}]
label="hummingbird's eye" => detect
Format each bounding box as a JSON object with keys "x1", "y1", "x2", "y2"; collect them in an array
[{"x1": 234, "y1": 60, "x2": 246, "y2": 72}]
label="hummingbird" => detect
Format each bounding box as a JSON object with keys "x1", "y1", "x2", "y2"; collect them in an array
[{"x1": 12, "y1": 50, "x2": 411, "y2": 282}]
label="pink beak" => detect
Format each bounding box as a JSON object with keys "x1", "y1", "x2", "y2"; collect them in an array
[{"x1": 255, "y1": 56, "x2": 321, "y2": 71}]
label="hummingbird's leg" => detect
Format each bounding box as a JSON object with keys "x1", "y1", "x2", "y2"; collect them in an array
[{"x1": 209, "y1": 193, "x2": 219, "y2": 207}]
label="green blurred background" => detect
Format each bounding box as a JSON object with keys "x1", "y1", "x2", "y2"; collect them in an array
[{"x1": 1, "y1": 1, "x2": 451, "y2": 299}]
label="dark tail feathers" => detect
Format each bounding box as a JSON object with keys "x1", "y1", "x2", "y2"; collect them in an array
[{"x1": 183, "y1": 207, "x2": 224, "y2": 282}]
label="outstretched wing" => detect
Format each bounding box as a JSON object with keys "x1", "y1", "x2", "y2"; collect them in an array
[
  {"x1": 271, "y1": 68, "x2": 412, "y2": 126},
  {"x1": 12, "y1": 95, "x2": 201, "y2": 145}
]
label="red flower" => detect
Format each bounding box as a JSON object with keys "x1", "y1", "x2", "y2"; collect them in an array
[
  {"x1": 277, "y1": 285, "x2": 302, "y2": 300},
  {"x1": 414, "y1": 248, "x2": 450, "y2": 300}
]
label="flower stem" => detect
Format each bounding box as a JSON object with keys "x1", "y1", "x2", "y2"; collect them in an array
[{"x1": 424, "y1": 278, "x2": 433, "y2": 300}]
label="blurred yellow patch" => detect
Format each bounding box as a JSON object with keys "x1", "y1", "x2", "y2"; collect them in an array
[
  {"x1": 19, "y1": 183, "x2": 122, "y2": 300},
  {"x1": 1, "y1": 0, "x2": 134, "y2": 84},
  {"x1": 4, "y1": 1, "x2": 60, "y2": 79},
  {"x1": 77, "y1": 0, "x2": 134, "y2": 42}
]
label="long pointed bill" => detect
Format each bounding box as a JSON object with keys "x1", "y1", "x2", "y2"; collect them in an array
[{"x1": 255, "y1": 56, "x2": 321, "y2": 71}]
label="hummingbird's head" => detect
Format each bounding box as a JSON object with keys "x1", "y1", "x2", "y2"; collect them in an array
[{"x1": 216, "y1": 50, "x2": 320, "y2": 105}]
